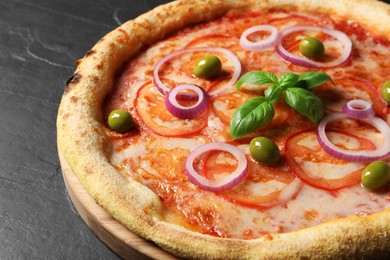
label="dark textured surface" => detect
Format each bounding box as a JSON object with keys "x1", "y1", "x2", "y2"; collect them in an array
[
  {"x1": 1, "y1": 0, "x2": 390, "y2": 259},
  {"x1": 0, "y1": 1, "x2": 172, "y2": 259}
]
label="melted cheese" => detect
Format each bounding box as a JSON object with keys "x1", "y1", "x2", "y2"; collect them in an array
[
  {"x1": 105, "y1": 10, "x2": 390, "y2": 240},
  {"x1": 246, "y1": 180, "x2": 288, "y2": 196},
  {"x1": 298, "y1": 159, "x2": 364, "y2": 179}
]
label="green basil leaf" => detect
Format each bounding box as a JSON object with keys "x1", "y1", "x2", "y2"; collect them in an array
[
  {"x1": 284, "y1": 88, "x2": 324, "y2": 123},
  {"x1": 278, "y1": 72, "x2": 299, "y2": 89},
  {"x1": 236, "y1": 71, "x2": 278, "y2": 90},
  {"x1": 264, "y1": 85, "x2": 283, "y2": 105},
  {"x1": 230, "y1": 97, "x2": 275, "y2": 139},
  {"x1": 297, "y1": 71, "x2": 335, "y2": 89}
]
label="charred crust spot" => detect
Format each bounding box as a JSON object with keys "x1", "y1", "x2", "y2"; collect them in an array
[
  {"x1": 65, "y1": 73, "x2": 81, "y2": 93},
  {"x1": 117, "y1": 29, "x2": 130, "y2": 43},
  {"x1": 109, "y1": 42, "x2": 116, "y2": 49},
  {"x1": 66, "y1": 73, "x2": 81, "y2": 85},
  {"x1": 75, "y1": 59, "x2": 82, "y2": 66},
  {"x1": 91, "y1": 76, "x2": 99, "y2": 84},
  {"x1": 96, "y1": 62, "x2": 104, "y2": 71},
  {"x1": 118, "y1": 28, "x2": 127, "y2": 35},
  {"x1": 85, "y1": 49, "x2": 95, "y2": 57},
  {"x1": 70, "y1": 96, "x2": 78, "y2": 103},
  {"x1": 74, "y1": 50, "x2": 95, "y2": 66}
]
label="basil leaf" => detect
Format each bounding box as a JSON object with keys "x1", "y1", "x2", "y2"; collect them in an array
[
  {"x1": 278, "y1": 72, "x2": 299, "y2": 89},
  {"x1": 230, "y1": 97, "x2": 275, "y2": 139},
  {"x1": 264, "y1": 85, "x2": 283, "y2": 105},
  {"x1": 284, "y1": 88, "x2": 324, "y2": 123},
  {"x1": 297, "y1": 71, "x2": 335, "y2": 89},
  {"x1": 236, "y1": 71, "x2": 278, "y2": 90}
]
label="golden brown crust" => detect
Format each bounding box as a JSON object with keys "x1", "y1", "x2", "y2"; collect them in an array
[{"x1": 57, "y1": 0, "x2": 390, "y2": 258}]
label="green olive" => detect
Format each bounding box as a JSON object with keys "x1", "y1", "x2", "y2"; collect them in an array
[
  {"x1": 299, "y1": 36, "x2": 325, "y2": 60},
  {"x1": 361, "y1": 161, "x2": 390, "y2": 190},
  {"x1": 381, "y1": 81, "x2": 390, "y2": 106},
  {"x1": 249, "y1": 137, "x2": 280, "y2": 165},
  {"x1": 108, "y1": 109, "x2": 135, "y2": 133},
  {"x1": 193, "y1": 55, "x2": 222, "y2": 79}
]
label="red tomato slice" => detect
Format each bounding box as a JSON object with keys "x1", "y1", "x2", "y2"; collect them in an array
[
  {"x1": 218, "y1": 159, "x2": 302, "y2": 209},
  {"x1": 185, "y1": 34, "x2": 240, "y2": 50},
  {"x1": 340, "y1": 77, "x2": 388, "y2": 118},
  {"x1": 199, "y1": 149, "x2": 239, "y2": 181},
  {"x1": 135, "y1": 82, "x2": 208, "y2": 136},
  {"x1": 212, "y1": 91, "x2": 293, "y2": 130},
  {"x1": 280, "y1": 31, "x2": 343, "y2": 65},
  {"x1": 261, "y1": 101, "x2": 294, "y2": 131},
  {"x1": 285, "y1": 129, "x2": 376, "y2": 191},
  {"x1": 200, "y1": 141, "x2": 302, "y2": 209},
  {"x1": 156, "y1": 47, "x2": 239, "y2": 97},
  {"x1": 211, "y1": 91, "x2": 258, "y2": 125},
  {"x1": 314, "y1": 77, "x2": 388, "y2": 118},
  {"x1": 265, "y1": 14, "x2": 321, "y2": 27}
]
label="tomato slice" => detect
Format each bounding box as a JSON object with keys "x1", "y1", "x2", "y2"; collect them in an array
[
  {"x1": 212, "y1": 91, "x2": 293, "y2": 130},
  {"x1": 341, "y1": 77, "x2": 388, "y2": 118},
  {"x1": 135, "y1": 82, "x2": 208, "y2": 136},
  {"x1": 211, "y1": 91, "x2": 258, "y2": 125},
  {"x1": 218, "y1": 159, "x2": 302, "y2": 209},
  {"x1": 199, "y1": 149, "x2": 239, "y2": 181},
  {"x1": 201, "y1": 141, "x2": 302, "y2": 209},
  {"x1": 185, "y1": 34, "x2": 240, "y2": 51},
  {"x1": 314, "y1": 77, "x2": 388, "y2": 118},
  {"x1": 265, "y1": 14, "x2": 321, "y2": 27},
  {"x1": 285, "y1": 129, "x2": 376, "y2": 191},
  {"x1": 280, "y1": 31, "x2": 344, "y2": 66},
  {"x1": 154, "y1": 42, "x2": 239, "y2": 97}
]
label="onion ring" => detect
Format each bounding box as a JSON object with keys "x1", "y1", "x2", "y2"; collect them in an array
[
  {"x1": 165, "y1": 84, "x2": 210, "y2": 119},
  {"x1": 185, "y1": 142, "x2": 248, "y2": 191},
  {"x1": 276, "y1": 25, "x2": 352, "y2": 68},
  {"x1": 153, "y1": 47, "x2": 242, "y2": 97},
  {"x1": 316, "y1": 103, "x2": 390, "y2": 162},
  {"x1": 342, "y1": 99, "x2": 375, "y2": 119},
  {"x1": 240, "y1": 25, "x2": 278, "y2": 51}
]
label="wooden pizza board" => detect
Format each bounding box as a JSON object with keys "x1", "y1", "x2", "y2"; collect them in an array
[{"x1": 58, "y1": 147, "x2": 178, "y2": 260}]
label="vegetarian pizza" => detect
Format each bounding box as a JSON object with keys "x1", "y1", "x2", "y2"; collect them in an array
[{"x1": 57, "y1": 0, "x2": 390, "y2": 258}]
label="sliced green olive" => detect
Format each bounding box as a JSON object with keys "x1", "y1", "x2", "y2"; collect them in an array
[
  {"x1": 381, "y1": 81, "x2": 390, "y2": 106},
  {"x1": 108, "y1": 109, "x2": 135, "y2": 133},
  {"x1": 249, "y1": 137, "x2": 280, "y2": 165},
  {"x1": 193, "y1": 55, "x2": 222, "y2": 79},
  {"x1": 299, "y1": 36, "x2": 325, "y2": 60},
  {"x1": 361, "y1": 161, "x2": 390, "y2": 190}
]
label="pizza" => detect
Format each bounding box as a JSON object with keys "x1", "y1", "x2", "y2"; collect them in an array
[{"x1": 57, "y1": 0, "x2": 390, "y2": 258}]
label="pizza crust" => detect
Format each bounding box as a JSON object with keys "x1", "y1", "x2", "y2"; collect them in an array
[{"x1": 57, "y1": 0, "x2": 390, "y2": 258}]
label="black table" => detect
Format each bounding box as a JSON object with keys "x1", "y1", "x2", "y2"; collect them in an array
[
  {"x1": 1, "y1": 0, "x2": 389, "y2": 259},
  {"x1": 1, "y1": 1, "x2": 172, "y2": 259}
]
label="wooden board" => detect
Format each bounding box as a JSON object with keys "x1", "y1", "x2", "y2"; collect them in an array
[{"x1": 58, "y1": 147, "x2": 177, "y2": 260}]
